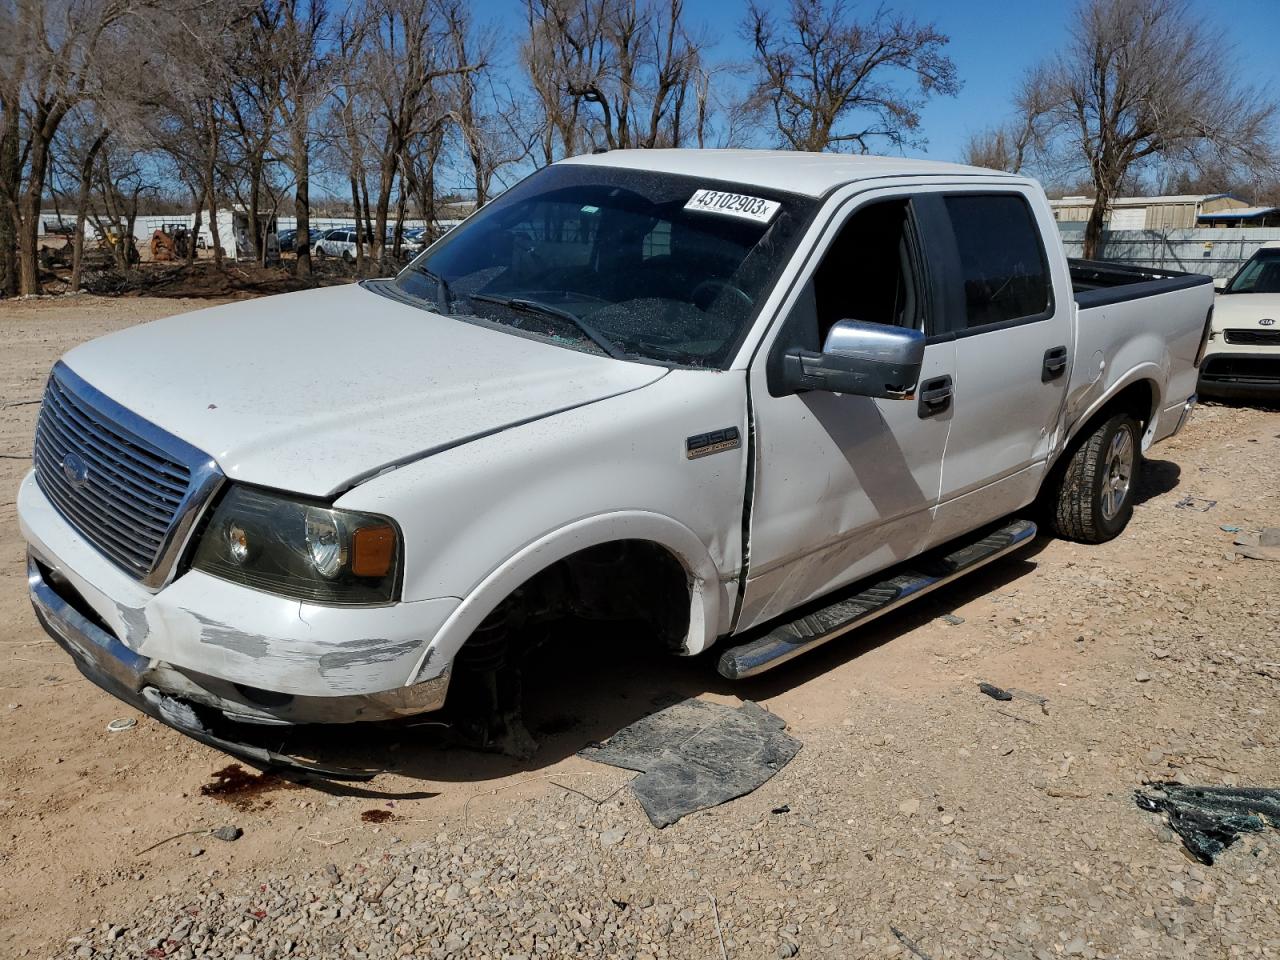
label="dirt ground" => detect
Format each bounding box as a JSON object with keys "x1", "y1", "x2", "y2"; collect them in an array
[
  {"x1": 32, "y1": 242, "x2": 364, "y2": 300},
  {"x1": 1, "y1": 294, "x2": 1278, "y2": 959}
]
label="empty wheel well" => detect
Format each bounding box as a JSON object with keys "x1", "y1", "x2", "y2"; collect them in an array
[
  {"x1": 1106, "y1": 379, "x2": 1156, "y2": 428},
  {"x1": 465, "y1": 540, "x2": 693, "y2": 654}
]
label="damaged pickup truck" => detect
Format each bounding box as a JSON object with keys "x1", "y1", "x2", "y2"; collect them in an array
[{"x1": 20, "y1": 150, "x2": 1214, "y2": 766}]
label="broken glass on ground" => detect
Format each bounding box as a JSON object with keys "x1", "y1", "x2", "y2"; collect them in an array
[
  {"x1": 1134, "y1": 782, "x2": 1280, "y2": 864},
  {"x1": 580, "y1": 698, "x2": 801, "y2": 828}
]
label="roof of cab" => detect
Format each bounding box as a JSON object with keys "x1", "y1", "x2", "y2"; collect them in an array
[{"x1": 559, "y1": 148, "x2": 1021, "y2": 198}]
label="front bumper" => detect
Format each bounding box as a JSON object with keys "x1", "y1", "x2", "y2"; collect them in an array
[
  {"x1": 28, "y1": 552, "x2": 385, "y2": 779},
  {"x1": 19, "y1": 470, "x2": 458, "y2": 729},
  {"x1": 1198, "y1": 352, "x2": 1280, "y2": 398}
]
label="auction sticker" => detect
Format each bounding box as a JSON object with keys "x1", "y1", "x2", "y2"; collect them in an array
[{"x1": 684, "y1": 189, "x2": 780, "y2": 224}]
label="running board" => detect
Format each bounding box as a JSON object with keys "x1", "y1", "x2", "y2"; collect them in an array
[{"x1": 717, "y1": 518, "x2": 1038, "y2": 680}]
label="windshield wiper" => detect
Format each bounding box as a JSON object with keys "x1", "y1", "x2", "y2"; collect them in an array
[
  {"x1": 406, "y1": 264, "x2": 452, "y2": 312},
  {"x1": 468, "y1": 292, "x2": 625, "y2": 360}
]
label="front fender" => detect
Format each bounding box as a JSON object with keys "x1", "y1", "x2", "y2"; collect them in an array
[{"x1": 405, "y1": 510, "x2": 728, "y2": 684}]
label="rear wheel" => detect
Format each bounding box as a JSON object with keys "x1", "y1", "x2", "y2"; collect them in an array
[{"x1": 1048, "y1": 412, "x2": 1141, "y2": 543}]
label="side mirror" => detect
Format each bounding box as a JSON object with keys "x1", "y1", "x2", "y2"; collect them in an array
[
  {"x1": 1213, "y1": 277, "x2": 1228, "y2": 292},
  {"x1": 780, "y1": 319, "x2": 925, "y2": 398}
]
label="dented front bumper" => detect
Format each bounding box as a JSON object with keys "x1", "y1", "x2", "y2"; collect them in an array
[{"x1": 19, "y1": 471, "x2": 456, "y2": 729}]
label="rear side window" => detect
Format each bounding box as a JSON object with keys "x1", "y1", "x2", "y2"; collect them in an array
[{"x1": 944, "y1": 195, "x2": 1050, "y2": 328}]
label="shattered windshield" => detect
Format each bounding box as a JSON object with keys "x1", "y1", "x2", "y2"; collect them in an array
[{"x1": 392, "y1": 164, "x2": 817, "y2": 368}]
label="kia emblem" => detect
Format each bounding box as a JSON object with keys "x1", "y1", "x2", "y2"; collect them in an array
[
  {"x1": 61, "y1": 452, "x2": 89, "y2": 488},
  {"x1": 1261, "y1": 318, "x2": 1276, "y2": 326}
]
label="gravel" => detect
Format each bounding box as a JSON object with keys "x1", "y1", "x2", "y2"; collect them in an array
[
  {"x1": 3, "y1": 345, "x2": 1275, "y2": 960},
  {"x1": 53, "y1": 679, "x2": 1280, "y2": 960}
]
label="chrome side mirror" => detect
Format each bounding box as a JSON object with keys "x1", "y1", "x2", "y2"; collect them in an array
[{"x1": 780, "y1": 319, "x2": 925, "y2": 398}]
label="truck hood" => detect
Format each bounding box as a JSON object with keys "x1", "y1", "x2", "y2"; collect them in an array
[
  {"x1": 1213, "y1": 292, "x2": 1280, "y2": 328},
  {"x1": 61, "y1": 283, "x2": 667, "y2": 497}
]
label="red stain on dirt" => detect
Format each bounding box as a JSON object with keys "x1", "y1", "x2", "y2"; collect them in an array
[{"x1": 199, "y1": 764, "x2": 297, "y2": 811}]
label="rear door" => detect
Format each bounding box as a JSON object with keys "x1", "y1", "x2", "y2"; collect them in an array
[{"x1": 927, "y1": 190, "x2": 1073, "y2": 543}]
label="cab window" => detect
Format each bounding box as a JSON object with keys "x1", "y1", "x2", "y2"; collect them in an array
[
  {"x1": 811, "y1": 198, "x2": 926, "y2": 343},
  {"x1": 943, "y1": 194, "x2": 1051, "y2": 328}
]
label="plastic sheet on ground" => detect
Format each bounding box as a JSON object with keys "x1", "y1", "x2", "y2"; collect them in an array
[
  {"x1": 580, "y1": 698, "x2": 801, "y2": 828},
  {"x1": 1135, "y1": 782, "x2": 1280, "y2": 864}
]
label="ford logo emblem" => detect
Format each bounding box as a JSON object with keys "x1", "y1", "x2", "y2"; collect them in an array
[
  {"x1": 1261, "y1": 318, "x2": 1276, "y2": 326},
  {"x1": 61, "y1": 452, "x2": 89, "y2": 488}
]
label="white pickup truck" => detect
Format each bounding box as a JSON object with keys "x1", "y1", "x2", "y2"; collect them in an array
[{"x1": 20, "y1": 150, "x2": 1213, "y2": 767}]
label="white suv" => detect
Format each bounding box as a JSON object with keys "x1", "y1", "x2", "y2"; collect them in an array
[{"x1": 311, "y1": 228, "x2": 359, "y2": 261}]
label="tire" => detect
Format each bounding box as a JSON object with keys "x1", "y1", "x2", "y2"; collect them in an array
[
  {"x1": 1047, "y1": 412, "x2": 1142, "y2": 543},
  {"x1": 314, "y1": 245, "x2": 326, "y2": 259},
  {"x1": 342, "y1": 249, "x2": 353, "y2": 263}
]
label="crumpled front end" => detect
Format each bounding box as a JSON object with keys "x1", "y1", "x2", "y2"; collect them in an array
[
  {"x1": 21, "y1": 469, "x2": 458, "y2": 729},
  {"x1": 20, "y1": 450, "x2": 461, "y2": 785}
]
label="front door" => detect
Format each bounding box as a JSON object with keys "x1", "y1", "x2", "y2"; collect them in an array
[{"x1": 737, "y1": 192, "x2": 955, "y2": 631}]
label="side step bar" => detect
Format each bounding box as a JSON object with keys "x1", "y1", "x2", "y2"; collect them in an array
[{"x1": 717, "y1": 518, "x2": 1038, "y2": 680}]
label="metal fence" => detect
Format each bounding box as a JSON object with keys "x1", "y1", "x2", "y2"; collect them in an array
[{"x1": 1056, "y1": 223, "x2": 1280, "y2": 279}]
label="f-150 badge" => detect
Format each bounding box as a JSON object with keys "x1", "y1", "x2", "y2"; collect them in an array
[{"x1": 687, "y1": 427, "x2": 741, "y2": 459}]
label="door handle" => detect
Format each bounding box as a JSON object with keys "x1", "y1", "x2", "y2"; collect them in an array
[
  {"x1": 1043, "y1": 345, "x2": 1068, "y2": 381},
  {"x1": 917, "y1": 375, "x2": 953, "y2": 418}
]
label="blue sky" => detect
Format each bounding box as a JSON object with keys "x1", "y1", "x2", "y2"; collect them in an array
[{"x1": 466, "y1": 0, "x2": 1280, "y2": 163}]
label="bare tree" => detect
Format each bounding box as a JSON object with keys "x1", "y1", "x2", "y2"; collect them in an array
[
  {"x1": 1012, "y1": 0, "x2": 1276, "y2": 258},
  {"x1": 147, "y1": 3, "x2": 253, "y2": 269},
  {"x1": 1, "y1": 0, "x2": 145, "y2": 294},
  {"x1": 446, "y1": 14, "x2": 535, "y2": 205},
  {"x1": 49, "y1": 106, "x2": 108, "y2": 290},
  {"x1": 88, "y1": 136, "x2": 150, "y2": 269},
  {"x1": 741, "y1": 0, "x2": 959, "y2": 153},
  {"x1": 222, "y1": 1, "x2": 287, "y2": 266},
  {"x1": 567, "y1": 0, "x2": 706, "y2": 149},
  {"x1": 328, "y1": 6, "x2": 374, "y2": 271},
  {"x1": 522, "y1": 0, "x2": 603, "y2": 163},
  {"x1": 522, "y1": 0, "x2": 709, "y2": 160},
  {"x1": 359, "y1": 0, "x2": 482, "y2": 270},
  {"x1": 277, "y1": 0, "x2": 329, "y2": 278}
]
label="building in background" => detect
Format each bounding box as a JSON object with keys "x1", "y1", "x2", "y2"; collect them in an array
[
  {"x1": 1049, "y1": 194, "x2": 1249, "y2": 231},
  {"x1": 1196, "y1": 205, "x2": 1280, "y2": 228}
]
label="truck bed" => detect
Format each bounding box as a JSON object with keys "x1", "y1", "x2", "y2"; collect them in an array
[
  {"x1": 1063, "y1": 259, "x2": 1214, "y2": 449},
  {"x1": 1070, "y1": 258, "x2": 1211, "y2": 309}
]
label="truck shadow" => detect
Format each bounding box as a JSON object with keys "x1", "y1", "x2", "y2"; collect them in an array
[
  {"x1": 1133, "y1": 457, "x2": 1180, "y2": 505},
  {"x1": 285, "y1": 533, "x2": 1057, "y2": 793}
]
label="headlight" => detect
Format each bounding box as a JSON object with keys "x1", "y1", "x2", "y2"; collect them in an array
[{"x1": 192, "y1": 485, "x2": 401, "y2": 604}]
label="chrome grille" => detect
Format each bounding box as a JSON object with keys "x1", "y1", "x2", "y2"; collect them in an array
[{"x1": 32, "y1": 363, "x2": 222, "y2": 586}]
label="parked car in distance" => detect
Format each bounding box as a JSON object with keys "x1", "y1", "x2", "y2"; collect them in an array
[
  {"x1": 312, "y1": 228, "x2": 362, "y2": 261},
  {"x1": 398, "y1": 227, "x2": 428, "y2": 260},
  {"x1": 1201, "y1": 240, "x2": 1280, "y2": 398},
  {"x1": 276, "y1": 229, "x2": 297, "y2": 253},
  {"x1": 20, "y1": 149, "x2": 1213, "y2": 768}
]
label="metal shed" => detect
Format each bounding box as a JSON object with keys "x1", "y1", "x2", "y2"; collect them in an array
[{"x1": 1049, "y1": 194, "x2": 1249, "y2": 230}]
